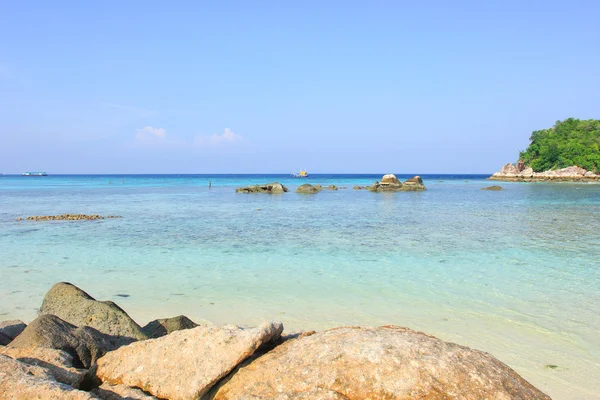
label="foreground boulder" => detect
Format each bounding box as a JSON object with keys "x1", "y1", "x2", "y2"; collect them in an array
[
  {"x1": 39, "y1": 282, "x2": 147, "y2": 341},
  {"x1": 92, "y1": 383, "x2": 159, "y2": 399},
  {"x1": 0, "y1": 319, "x2": 27, "y2": 340},
  {"x1": 96, "y1": 321, "x2": 284, "y2": 400},
  {"x1": 211, "y1": 326, "x2": 550, "y2": 400},
  {"x1": 0, "y1": 355, "x2": 96, "y2": 399},
  {"x1": 235, "y1": 182, "x2": 289, "y2": 194},
  {"x1": 368, "y1": 174, "x2": 426, "y2": 192},
  {"x1": 0, "y1": 346, "x2": 87, "y2": 388},
  {"x1": 8, "y1": 314, "x2": 127, "y2": 368},
  {"x1": 142, "y1": 315, "x2": 199, "y2": 339},
  {"x1": 296, "y1": 183, "x2": 321, "y2": 194}
]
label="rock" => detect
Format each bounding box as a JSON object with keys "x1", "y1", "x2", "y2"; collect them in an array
[
  {"x1": 235, "y1": 183, "x2": 289, "y2": 194},
  {"x1": 500, "y1": 163, "x2": 520, "y2": 175},
  {"x1": 521, "y1": 167, "x2": 534, "y2": 177},
  {"x1": 490, "y1": 163, "x2": 599, "y2": 181},
  {"x1": 584, "y1": 171, "x2": 597, "y2": 177},
  {"x1": 481, "y1": 185, "x2": 504, "y2": 191},
  {"x1": 142, "y1": 315, "x2": 199, "y2": 339},
  {"x1": 95, "y1": 321, "x2": 284, "y2": 400},
  {"x1": 380, "y1": 174, "x2": 400, "y2": 185},
  {"x1": 22, "y1": 214, "x2": 121, "y2": 221},
  {"x1": 39, "y1": 282, "x2": 147, "y2": 341},
  {"x1": 211, "y1": 325, "x2": 550, "y2": 400},
  {"x1": 295, "y1": 184, "x2": 321, "y2": 194},
  {"x1": 325, "y1": 184, "x2": 338, "y2": 190},
  {"x1": 0, "y1": 355, "x2": 97, "y2": 399},
  {"x1": 0, "y1": 331, "x2": 12, "y2": 345},
  {"x1": 401, "y1": 175, "x2": 426, "y2": 191},
  {"x1": 92, "y1": 383, "x2": 159, "y2": 399},
  {"x1": 0, "y1": 319, "x2": 27, "y2": 339},
  {"x1": 8, "y1": 314, "x2": 129, "y2": 369},
  {"x1": 0, "y1": 346, "x2": 87, "y2": 388},
  {"x1": 353, "y1": 185, "x2": 366, "y2": 190},
  {"x1": 516, "y1": 160, "x2": 525, "y2": 172}
]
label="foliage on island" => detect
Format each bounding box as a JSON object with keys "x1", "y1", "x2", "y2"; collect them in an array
[{"x1": 519, "y1": 118, "x2": 600, "y2": 172}]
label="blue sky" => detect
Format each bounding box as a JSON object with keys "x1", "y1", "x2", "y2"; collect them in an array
[{"x1": 1, "y1": 1, "x2": 598, "y2": 173}]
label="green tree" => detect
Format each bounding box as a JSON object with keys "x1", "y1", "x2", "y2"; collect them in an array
[{"x1": 518, "y1": 118, "x2": 600, "y2": 172}]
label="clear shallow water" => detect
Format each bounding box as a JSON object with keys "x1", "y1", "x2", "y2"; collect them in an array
[{"x1": 1, "y1": 174, "x2": 599, "y2": 399}]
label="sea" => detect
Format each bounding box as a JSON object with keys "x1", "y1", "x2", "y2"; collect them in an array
[{"x1": 0, "y1": 174, "x2": 598, "y2": 399}]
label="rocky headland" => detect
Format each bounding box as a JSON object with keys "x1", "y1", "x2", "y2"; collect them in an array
[
  {"x1": 0, "y1": 282, "x2": 550, "y2": 399},
  {"x1": 489, "y1": 163, "x2": 599, "y2": 182}
]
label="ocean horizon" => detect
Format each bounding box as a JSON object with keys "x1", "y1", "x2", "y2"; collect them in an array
[{"x1": 1, "y1": 173, "x2": 599, "y2": 399}]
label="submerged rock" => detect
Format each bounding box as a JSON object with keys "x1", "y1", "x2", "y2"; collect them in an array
[
  {"x1": 0, "y1": 319, "x2": 27, "y2": 340},
  {"x1": 295, "y1": 184, "x2": 321, "y2": 194},
  {"x1": 39, "y1": 282, "x2": 147, "y2": 341},
  {"x1": 482, "y1": 185, "x2": 504, "y2": 191},
  {"x1": 8, "y1": 314, "x2": 128, "y2": 369},
  {"x1": 95, "y1": 321, "x2": 284, "y2": 400},
  {"x1": 211, "y1": 325, "x2": 550, "y2": 400},
  {"x1": 0, "y1": 355, "x2": 96, "y2": 399},
  {"x1": 0, "y1": 346, "x2": 87, "y2": 388},
  {"x1": 142, "y1": 315, "x2": 199, "y2": 339},
  {"x1": 235, "y1": 182, "x2": 289, "y2": 194}
]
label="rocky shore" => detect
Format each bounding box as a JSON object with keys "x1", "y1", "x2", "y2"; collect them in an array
[
  {"x1": 0, "y1": 282, "x2": 551, "y2": 399},
  {"x1": 489, "y1": 163, "x2": 599, "y2": 182}
]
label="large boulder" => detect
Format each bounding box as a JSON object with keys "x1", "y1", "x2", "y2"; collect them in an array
[
  {"x1": 500, "y1": 163, "x2": 520, "y2": 175},
  {"x1": 92, "y1": 383, "x2": 159, "y2": 399},
  {"x1": 95, "y1": 322, "x2": 283, "y2": 400},
  {"x1": 0, "y1": 355, "x2": 97, "y2": 399},
  {"x1": 39, "y1": 282, "x2": 147, "y2": 341},
  {"x1": 211, "y1": 326, "x2": 550, "y2": 400},
  {"x1": 235, "y1": 183, "x2": 289, "y2": 194},
  {"x1": 380, "y1": 174, "x2": 401, "y2": 185},
  {"x1": 401, "y1": 176, "x2": 426, "y2": 191},
  {"x1": 141, "y1": 315, "x2": 199, "y2": 339},
  {"x1": 0, "y1": 319, "x2": 27, "y2": 340},
  {"x1": 295, "y1": 184, "x2": 321, "y2": 194},
  {"x1": 0, "y1": 346, "x2": 87, "y2": 388},
  {"x1": 368, "y1": 175, "x2": 426, "y2": 192},
  {"x1": 8, "y1": 314, "x2": 130, "y2": 369}
]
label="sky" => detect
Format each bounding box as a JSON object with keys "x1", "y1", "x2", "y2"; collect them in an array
[{"x1": 1, "y1": 1, "x2": 599, "y2": 174}]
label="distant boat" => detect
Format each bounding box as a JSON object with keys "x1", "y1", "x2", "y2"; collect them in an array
[
  {"x1": 291, "y1": 169, "x2": 309, "y2": 178},
  {"x1": 22, "y1": 172, "x2": 48, "y2": 176}
]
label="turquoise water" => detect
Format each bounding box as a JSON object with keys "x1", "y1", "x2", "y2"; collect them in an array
[{"x1": 1, "y1": 174, "x2": 599, "y2": 399}]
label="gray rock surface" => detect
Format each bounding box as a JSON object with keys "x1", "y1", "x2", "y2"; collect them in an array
[
  {"x1": 39, "y1": 282, "x2": 147, "y2": 341},
  {"x1": 235, "y1": 183, "x2": 289, "y2": 194},
  {"x1": 8, "y1": 314, "x2": 130, "y2": 368},
  {"x1": 211, "y1": 325, "x2": 550, "y2": 400},
  {"x1": 96, "y1": 321, "x2": 284, "y2": 400},
  {"x1": 0, "y1": 354, "x2": 97, "y2": 399},
  {"x1": 0, "y1": 319, "x2": 27, "y2": 339},
  {"x1": 142, "y1": 315, "x2": 198, "y2": 339},
  {"x1": 0, "y1": 346, "x2": 87, "y2": 388}
]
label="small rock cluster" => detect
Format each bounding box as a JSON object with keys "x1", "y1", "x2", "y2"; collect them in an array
[
  {"x1": 0, "y1": 283, "x2": 551, "y2": 399},
  {"x1": 295, "y1": 184, "x2": 338, "y2": 194},
  {"x1": 490, "y1": 163, "x2": 599, "y2": 182},
  {"x1": 18, "y1": 214, "x2": 122, "y2": 221},
  {"x1": 235, "y1": 182, "x2": 289, "y2": 194},
  {"x1": 353, "y1": 174, "x2": 427, "y2": 192}
]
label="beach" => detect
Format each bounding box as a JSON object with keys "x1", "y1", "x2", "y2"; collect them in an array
[{"x1": 1, "y1": 174, "x2": 599, "y2": 399}]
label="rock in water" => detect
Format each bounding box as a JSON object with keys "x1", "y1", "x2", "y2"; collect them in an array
[
  {"x1": 92, "y1": 383, "x2": 159, "y2": 399},
  {"x1": 95, "y1": 322, "x2": 284, "y2": 400},
  {"x1": 381, "y1": 174, "x2": 401, "y2": 185},
  {"x1": 0, "y1": 319, "x2": 27, "y2": 340},
  {"x1": 482, "y1": 185, "x2": 504, "y2": 191},
  {"x1": 0, "y1": 355, "x2": 96, "y2": 399},
  {"x1": 368, "y1": 175, "x2": 426, "y2": 192},
  {"x1": 0, "y1": 346, "x2": 87, "y2": 388},
  {"x1": 39, "y1": 282, "x2": 147, "y2": 341},
  {"x1": 211, "y1": 326, "x2": 550, "y2": 400},
  {"x1": 8, "y1": 314, "x2": 128, "y2": 369},
  {"x1": 235, "y1": 182, "x2": 289, "y2": 194},
  {"x1": 401, "y1": 175, "x2": 426, "y2": 191},
  {"x1": 142, "y1": 315, "x2": 199, "y2": 339},
  {"x1": 295, "y1": 184, "x2": 321, "y2": 194}
]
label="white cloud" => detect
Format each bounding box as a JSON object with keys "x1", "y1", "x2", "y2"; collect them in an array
[
  {"x1": 135, "y1": 126, "x2": 167, "y2": 141},
  {"x1": 194, "y1": 128, "x2": 243, "y2": 147}
]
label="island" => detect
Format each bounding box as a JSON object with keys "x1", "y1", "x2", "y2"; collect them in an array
[{"x1": 490, "y1": 118, "x2": 600, "y2": 182}]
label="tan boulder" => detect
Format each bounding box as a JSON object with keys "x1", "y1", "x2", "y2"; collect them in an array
[
  {"x1": 380, "y1": 174, "x2": 400, "y2": 185},
  {"x1": 0, "y1": 355, "x2": 97, "y2": 399},
  {"x1": 481, "y1": 185, "x2": 504, "y2": 191},
  {"x1": 92, "y1": 383, "x2": 159, "y2": 399},
  {"x1": 500, "y1": 163, "x2": 520, "y2": 175},
  {"x1": 211, "y1": 326, "x2": 550, "y2": 400},
  {"x1": 96, "y1": 321, "x2": 284, "y2": 400},
  {"x1": 235, "y1": 183, "x2": 289, "y2": 194},
  {"x1": 0, "y1": 346, "x2": 87, "y2": 388}
]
